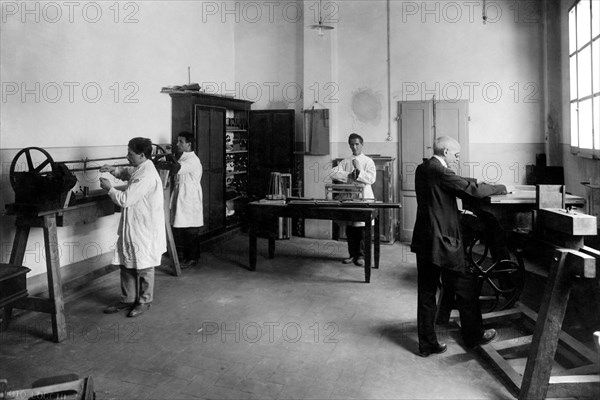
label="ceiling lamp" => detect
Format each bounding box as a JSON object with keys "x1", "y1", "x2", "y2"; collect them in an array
[{"x1": 308, "y1": 0, "x2": 334, "y2": 36}]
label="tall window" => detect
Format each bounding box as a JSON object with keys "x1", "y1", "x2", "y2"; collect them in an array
[{"x1": 569, "y1": 0, "x2": 599, "y2": 158}]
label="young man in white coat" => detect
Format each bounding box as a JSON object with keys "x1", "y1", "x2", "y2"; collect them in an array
[
  {"x1": 329, "y1": 133, "x2": 377, "y2": 266},
  {"x1": 171, "y1": 131, "x2": 203, "y2": 268},
  {"x1": 100, "y1": 137, "x2": 166, "y2": 317}
]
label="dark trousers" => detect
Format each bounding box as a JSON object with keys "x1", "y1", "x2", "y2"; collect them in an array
[
  {"x1": 174, "y1": 227, "x2": 201, "y2": 261},
  {"x1": 345, "y1": 226, "x2": 365, "y2": 259},
  {"x1": 416, "y1": 254, "x2": 484, "y2": 350}
]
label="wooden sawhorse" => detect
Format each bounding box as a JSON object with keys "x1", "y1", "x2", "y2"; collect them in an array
[{"x1": 476, "y1": 208, "x2": 599, "y2": 399}]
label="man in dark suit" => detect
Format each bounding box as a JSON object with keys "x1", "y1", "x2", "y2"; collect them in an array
[{"x1": 411, "y1": 136, "x2": 507, "y2": 357}]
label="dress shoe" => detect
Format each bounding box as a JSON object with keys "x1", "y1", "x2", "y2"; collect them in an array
[
  {"x1": 354, "y1": 257, "x2": 365, "y2": 267},
  {"x1": 342, "y1": 257, "x2": 355, "y2": 264},
  {"x1": 103, "y1": 302, "x2": 133, "y2": 314},
  {"x1": 180, "y1": 259, "x2": 196, "y2": 269},
  {"x1": 418, "y1": 343, "x2": 447, "y2": 358},
  {"x1": 478, "y1": 328, "x2": 497, "y2": 345},
  {"x1": 127, "y1": 303, "x2": 151, "y2": 318}
]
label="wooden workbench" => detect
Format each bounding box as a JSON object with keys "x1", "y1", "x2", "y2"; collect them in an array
[
  {"x1": 464, "y1": 190, "x2": 599, "y2": 399},
  {"x1": 247, "y1": 200, "x2": 401, "y2": 283},
  {"x1": 3, "y1": 190, "x2": 181, "y2": 343}
]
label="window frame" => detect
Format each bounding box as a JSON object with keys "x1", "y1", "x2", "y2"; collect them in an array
[{"x1": 569, "y1": 0, "x2": 600, "y2": 159}]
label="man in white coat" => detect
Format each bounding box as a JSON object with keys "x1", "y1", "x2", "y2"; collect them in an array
[
  {"x1": 170, "y1": 131, "x2": 203, "y2": 267},
  {"x1": 329, "y1": 133, "x2": 377, "y2": 267},
  {"x1": 100, "y1": 137, "x2": 166, "y2": 317}
]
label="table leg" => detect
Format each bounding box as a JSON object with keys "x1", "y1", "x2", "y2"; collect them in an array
[
  {"x1": 163, "y1": 188, "x2": 181, "y2": 276},
  {"x1": 374, "y1": 214, "x2": 380, "y2": 269},
  {"x1": 43, "y1": 214, "x2": 67, "y2": 343},
  {"x1": 268, "y1": 238, "x2": 276, "y2": 259},
  {"x1": 249, "y1": 227, "x2": 257, "y2": 271},
  {"x1": 9, "y1": 225, "x2": 30, "y2": 266},
  {"x1": 165, "y1": 223, "x2": 181, "y2": 276},
  {"x1": 3, "y1": 226, "x2": 30, "y2": 330},
  {"x1": 364, "y1": 218, "x2": 372, "y2": 283}
]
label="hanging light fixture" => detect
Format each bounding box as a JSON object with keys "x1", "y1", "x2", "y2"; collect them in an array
[{"x1": 308, "y1": 0, "x2": 334, "y2": 36}]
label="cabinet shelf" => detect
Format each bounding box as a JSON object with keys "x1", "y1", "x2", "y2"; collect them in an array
[
  {"x1": 226, "y1": 128, "x2": 247, "y2": 133},
  {"x1": 226, "y1": 171, "x2": 247, "y2": 176},
  {"x1": 226, "y1": 150, "x2": 248, "y2": 154}
]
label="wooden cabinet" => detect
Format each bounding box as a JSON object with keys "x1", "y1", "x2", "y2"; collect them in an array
[
  {"x1": 169, "y1": 92, "x2": 252, "y2": 239},
  {"x1": 169, "y1": 94, "x2": 298, "y2": 241}
]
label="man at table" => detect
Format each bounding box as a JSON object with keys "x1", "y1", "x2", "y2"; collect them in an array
[
  {"x1": 99, "y1": 137, "x2": 166, "y2": 318},
  {"x1": 171, "y1": 131, "x2": 203, "y2": 268},
  {"x1": 411, "y1": 136, "x2": 507, "y2": 356},
  {"x1": 330, "y1": 133, "x2": 377, "y2": 267}
]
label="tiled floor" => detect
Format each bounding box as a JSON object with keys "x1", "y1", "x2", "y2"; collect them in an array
[{"x1": 0, "y1": 234, "x2": 563, "y2": 399}]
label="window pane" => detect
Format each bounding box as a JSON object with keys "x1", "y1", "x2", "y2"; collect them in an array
[
  {"x1": 592, "y1": 0, "x2": 599, "y2": 38},
  {"x1": 570, "y1": 7, "x2": 577, "y2": 54},
  {"x1": 571, "y1": 102, "x2": 579, "y2": 147},
  {"x1": 577, "y1": 0, "x2": 591, "y2": 50},
  {"x1": 578, "y1": 46, "x2": 592, "y2": 98},
  {"x1": 579, "y1": 98, "x2": 593, "y2": 149},
  {"x1": 594, "y1": 38, "x2": 599, "y2": 95},
  {"x1": 570, "y1": 56, "x2": 578, "y2": 100}
]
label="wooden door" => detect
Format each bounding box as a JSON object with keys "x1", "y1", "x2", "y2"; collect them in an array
[
  {"x1": 249, "y1": 110, "x2": 295, "y2": 200},
  {"x1": 398, "y1": 100, "x2": 469, "y2": 242},
  {"x1": 399, "y1": 101, "x2": 433, "y2": 242},
  {"x1": 435, "y1": 101, "x2": 469, "y2": 175},
  {"x1": 195, "y1": 105, "x2": 225, "y2": 235}
]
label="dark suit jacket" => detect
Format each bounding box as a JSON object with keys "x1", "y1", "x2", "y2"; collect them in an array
[{"x1": 410, "y1": 157, "x2": 507, "y2": 271}]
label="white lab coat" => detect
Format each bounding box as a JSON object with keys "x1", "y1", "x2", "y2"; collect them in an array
[
  {"x1": 170, "y1": 151, "x2": 204, "y2": 228},
  {"x1": 330, "y1": 153, "x2": 377, "y2": 199},
  {"x1": 108, "y1": 160, "x2": 166, "y2": 270},
  {"x1": 329, "y1": 153, "x2": 377, "y2": 226}
]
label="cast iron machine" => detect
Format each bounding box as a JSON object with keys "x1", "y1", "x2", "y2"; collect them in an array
[{"x1": 8, "y1": 145, "x2": 171, "y2": 212}]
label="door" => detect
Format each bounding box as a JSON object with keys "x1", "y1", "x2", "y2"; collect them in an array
[
  {"x1": 249, "y1": 110, "x2": 295, "y2": 200},
  {"x1": 195, "y1": 105, "x2": 225, "y2": 235},
  {"x1": 398, "y1": 100, "x2": 469, "y2": 242}
]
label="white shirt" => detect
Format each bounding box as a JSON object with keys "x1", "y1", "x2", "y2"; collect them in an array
[
  {"x1": 108, "y1": 159, "x2": 166, "y2": 270},
  {"x1": 329, "y1": 153, "x2": 377, "y2": 199},
  {"x1": 329, "y1": 153, "x2": 377, "y2": 227},
  {"x1": 170, "y1": 151, "x2": 204, "y2": 228}
]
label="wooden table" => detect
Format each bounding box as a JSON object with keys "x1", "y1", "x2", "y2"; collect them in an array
[
  {"x1": 247, "y1": 200, "x2": 401, "y2": 283},
  {"x1": 464, "y1": 186, "x2": 586, "y2": 231},
  {"x1": 3, "y1": 199, "x2": 117, "y2": 342}
]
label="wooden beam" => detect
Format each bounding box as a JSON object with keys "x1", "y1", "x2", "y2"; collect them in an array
[
  {"x1": 519, "y1": 249, "x2": 573, "y2": 400},
  {"x1": 494, "y1": 335, "x2": 532, "y2": 356},
  {"x1": 547, "y1": 375, "x2": 600, "y2": 399},
  {"x1": 538, "y1": 208, "x2": 597, "y2": 236},
  {"x1": 478, "y1": 343, "x2": 522, "y2": 396},
  {"x1": 565, "y1": 249, "x2": 596, "y2": 278}
]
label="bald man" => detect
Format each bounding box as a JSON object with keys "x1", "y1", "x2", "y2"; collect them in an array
[{"x1": 410, "y1": 136, "x2": 507, "y2": 357}]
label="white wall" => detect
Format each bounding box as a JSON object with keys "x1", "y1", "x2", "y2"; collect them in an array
[{"x1": 301, "y1": 0, "x2": 547, "y2": 215}]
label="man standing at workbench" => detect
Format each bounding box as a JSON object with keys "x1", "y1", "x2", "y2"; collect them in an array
[{"x1": 330, "y1": 133, "x2": 377, "y2": 267}]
